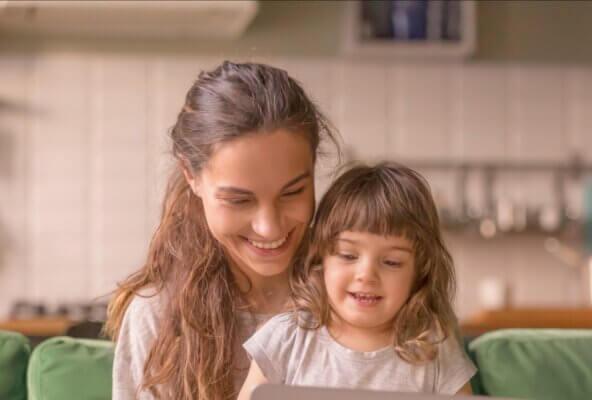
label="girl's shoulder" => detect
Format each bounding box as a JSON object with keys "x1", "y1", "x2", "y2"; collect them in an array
[
  {"x1": 436, "y1": 331, "x2": 467, "y2": 359},
  {"x1": 257, "y1": 311, "x2": 298, "y2": 332},
  {"x1": 251, "y1": 310, "x2": 316, "y2": 343},
  {"x1": 263, "y1": 310, "x2": 317, "y2": 328},
  {"x1": 432, "y1": 332, "x2": 477, "y2": 394}
]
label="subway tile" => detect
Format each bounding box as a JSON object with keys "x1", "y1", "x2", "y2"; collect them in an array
[
  {"x1": 388, "y1": 65, "x2": 456, "y2": 161},
  {"x1": 0, "y1": 57, "x2": 31, "y2": 308},
  {"x1": 90, "y1": 237, "x2": 148, "y2": 298},
  {"x1": 29, "y1": 232, "x2": 90, "y2": 302},
  {"x1": 565, "y1": 67, "x2": 592, "y2": 162},
  {"x1": 507, "y1": 66, "x2": 566, "y2": 162},
  {"x1": 458, "y1": 66, "x2": 508, "y2": 161},
  {"x1": 334, "y1": 63, "x2": 389, "y2": 161},
  {"x1": 0, "y1": 252, "x2": 27, "y2": 317},
  {"x1": 508, "y1": 236, "x2": 581, "y2": 307}
]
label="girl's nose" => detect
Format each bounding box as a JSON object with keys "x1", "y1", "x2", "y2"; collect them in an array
[
  {"x1": 354, "y1": 259, "x2": 379, "y2": 283},
  {"x1": 251, "y1": 204, "x2": 284, "y2": 239}
]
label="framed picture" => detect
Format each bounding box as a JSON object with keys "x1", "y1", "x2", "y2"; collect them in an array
[{"x1": 342, "y1": 0, "x2": 476, "y2": 59}]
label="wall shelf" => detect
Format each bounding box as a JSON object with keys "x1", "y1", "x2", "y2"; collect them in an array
[{"x1": 342, "y1": 0, "x2": 477, "y2": 59}]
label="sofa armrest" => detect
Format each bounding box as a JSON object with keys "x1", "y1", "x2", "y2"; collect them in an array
[
  {"x1": 0, "y1": 330, "x2": 30, "y2": 400},
  {"x1": 469, "y1": 329, "x2": 592, "y2": 400},
  {"x1": 27, "y1": 336, "x2": 114, "y2": 400}
]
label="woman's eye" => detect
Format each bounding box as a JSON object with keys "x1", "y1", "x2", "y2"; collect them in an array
[
  {"x1": 282, "y1": 187, "x2": 304, "y2": 197},
  {"x1": 223, "y1": 198, "x2": 251, "y2": 205}
]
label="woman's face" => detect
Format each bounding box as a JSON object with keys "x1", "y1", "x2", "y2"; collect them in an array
[{"x1": 189, "y1": 129, "x2": 315, "y2": 281}]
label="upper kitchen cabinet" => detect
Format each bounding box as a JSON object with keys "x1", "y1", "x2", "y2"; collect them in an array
[
  {"x1": 0, "y1": 1, "x2": 258, "y2": 39},
  {"x1": 342, "y1": 0, "x2": 476, "y2": 59}
]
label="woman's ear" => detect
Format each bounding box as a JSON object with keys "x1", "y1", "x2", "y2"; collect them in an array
[{"x1": 181, "y1": 163, "x2": 202, "y2": 198}]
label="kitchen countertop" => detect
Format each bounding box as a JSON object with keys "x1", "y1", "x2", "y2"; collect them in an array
[{"x1": 461, "y1": 307, "x2": 592, "y2": 336}]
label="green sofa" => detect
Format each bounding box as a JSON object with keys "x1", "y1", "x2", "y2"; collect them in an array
[
  {"x1": 1, "y1": 328, "x2": 592, "y2": 399},
  {"x1": 0, "y1": 332, "x2": 114, "y2": 400}
]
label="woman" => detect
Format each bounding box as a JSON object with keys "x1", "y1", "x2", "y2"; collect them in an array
[{"x1": 105, "y1": 61, "x2": 339, "y2": 400}]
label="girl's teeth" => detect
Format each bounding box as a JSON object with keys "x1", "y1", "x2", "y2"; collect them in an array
[
  {"x1": 248, "y1": 236, "x2": 287, "y2": 249},
  {"x1": 352, "y1": 293, "x2": 381, "y2": 302}
]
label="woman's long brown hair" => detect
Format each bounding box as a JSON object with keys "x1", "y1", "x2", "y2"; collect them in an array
[
  {"x1": 291, "y1": 162, "x2": 458, "y2": 364},
  {"x1": 104, "y1": 61, "x2": 338, "y2": 399}
]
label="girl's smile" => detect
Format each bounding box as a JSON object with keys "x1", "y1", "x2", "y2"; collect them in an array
[{"x1": 347, "y1": 291, "x2": 383, "y2": 307}]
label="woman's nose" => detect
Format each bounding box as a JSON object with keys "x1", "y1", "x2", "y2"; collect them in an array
[{"x1": 251, "y1": 204, "x2": 284, "y2": 239}]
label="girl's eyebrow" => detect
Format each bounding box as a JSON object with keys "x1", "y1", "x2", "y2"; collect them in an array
[
  {"x1": 337, "y1": 238, "x2": 412, "y2": 253},
  {"x1": 215, "y1": 171, "x2": 311, "y2": 195}
]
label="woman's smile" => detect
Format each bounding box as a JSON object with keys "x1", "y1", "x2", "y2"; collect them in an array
[{"x1": 243, "y1": 229, "x2": 293, "y2": 257}]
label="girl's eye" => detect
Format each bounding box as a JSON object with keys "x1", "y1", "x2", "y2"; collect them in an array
[
  {"x1": 337, "y1": 253, "x2": 357, "y2": 261},
  {"x1": 282, "y1": 187, "x2": 305, "y2": 197},
  {"x1": 384, "y1": 260, "x2": 402, "y2": 268}
]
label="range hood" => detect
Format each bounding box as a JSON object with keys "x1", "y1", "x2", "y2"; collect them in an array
[{"x1": 0, "y1": 0, "x2": 259, "y2": 39}]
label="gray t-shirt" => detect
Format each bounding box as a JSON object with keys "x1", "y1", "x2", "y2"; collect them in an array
[
  {"x1": 243, "y1": 312, "x2": 476, "y2": 394},
  {"x1": 112, "y1": 289, "x2": 270, "y2": 400}
]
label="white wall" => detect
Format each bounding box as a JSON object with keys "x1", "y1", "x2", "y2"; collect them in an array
[{"x1": 1, "y1": 53, "x2": 591, "y2": 319}]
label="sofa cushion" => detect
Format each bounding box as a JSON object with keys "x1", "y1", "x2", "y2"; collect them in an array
[
  {"x1": 469, "y1": 329, "x2": 592, "y2": 400},
  {"x1": 463, "y1": 337, "x2": 485, "y2": 395},
  {"x1": 27, "y1": 336, "x2": 114, "y2": 400},
  {"x1": 0, "y1": 330, "x2": 31, "y2": 400}
]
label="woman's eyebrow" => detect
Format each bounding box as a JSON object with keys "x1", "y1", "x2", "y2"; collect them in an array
[
  {"x1": 281, "y1": 171, "x2": 311, "y2": 190},
  {"x1": 216, "y1": 171, "x2": 311, "y2": 195},
  {"x1": 216, "y1": 186, "x2": 252, "y2": 196}
]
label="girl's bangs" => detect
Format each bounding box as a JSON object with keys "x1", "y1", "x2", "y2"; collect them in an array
[{"x1": 325, "y1": 182, "x2": 418, "y2": 242}]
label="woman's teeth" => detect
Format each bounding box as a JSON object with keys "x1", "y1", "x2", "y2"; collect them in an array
[{"x1": 248, "y1": 236, "x2": 287, "y2": 249}]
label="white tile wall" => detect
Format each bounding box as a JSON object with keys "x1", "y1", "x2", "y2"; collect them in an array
[
  {"x1": 0, "y1": 57, "x2": 30, "y2": 317},
  {"x1": 28, "y1": 55, "x2": 91, "y2": 303},
  {"x1": 458, "y1": 66, "x2": 508, "y2": 162},
  {"x1": 566, "y1": 67, "x2": 592, "y2": 161},
  {"x1": 88, "y1": 57, "x2": 152, "y2": 297},
  {"x1": 507, "y1": 66, "x2": 566, "y2": 163},
  {"x1": 335, "y1": 63, "x2": 389, "y2": 161},
  {"x1": 389, "y1": 64, "x2": 457, "y2": 161},
  {"x1": 1, "y1": 54, "x2": 591, "y2": 319}
]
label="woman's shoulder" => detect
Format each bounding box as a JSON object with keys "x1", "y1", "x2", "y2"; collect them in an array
[
  {"x1": 127, "y1": 286, "x2": 166, "y2": 312},
  {"x1": 120, "y1": 286, "x2": 169, "y2": 336}
]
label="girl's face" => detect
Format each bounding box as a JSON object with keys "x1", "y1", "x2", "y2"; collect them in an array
[
  {"x1": 323, "y1": 230, "x2": 415, "y2": 339},
  {"x1": 190, "y1": 129, "x2": 315, "y2": 282}
]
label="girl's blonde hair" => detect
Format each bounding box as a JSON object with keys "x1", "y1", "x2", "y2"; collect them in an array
[
  {"x1": 104, "y1": 61, "x2": 338, "y2": 400},
  {"x1": 291, "y1": 162, "x2": 457, "y2": 364}
]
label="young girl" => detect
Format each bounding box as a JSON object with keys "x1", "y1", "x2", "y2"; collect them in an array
[{"x1": 238, "y1": 162, "x2": 476, "y2": 398}]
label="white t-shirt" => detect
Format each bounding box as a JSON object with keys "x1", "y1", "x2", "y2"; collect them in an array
[
  {"x1": 243, "y1": 312, "x2": 476, "y2": 394},
  {"x1": 112, "y1": 288, "x2": 270, "y2": 399}
]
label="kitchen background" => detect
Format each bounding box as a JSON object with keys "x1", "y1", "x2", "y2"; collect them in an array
[{"x1": 1, "y1": 1, "x2": 592, "y2": 333}]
